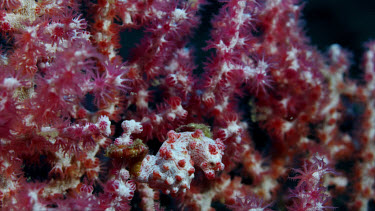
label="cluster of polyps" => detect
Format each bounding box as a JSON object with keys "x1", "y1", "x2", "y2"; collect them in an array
[{"x1": 137, "y1": 129, "x2": 225, "y2": 195}]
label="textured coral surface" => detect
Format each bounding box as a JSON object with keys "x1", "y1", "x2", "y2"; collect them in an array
[{"x1": 1, "y1": 0, "x2": 375, "y2": 210}]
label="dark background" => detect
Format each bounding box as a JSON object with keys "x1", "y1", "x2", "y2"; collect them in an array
[
  {"x1": 304, "y1": 0, "x2": 375, "y2": 76},
  {"x1": 304, "y1": 0, "x2": 375, "y2": 57}
]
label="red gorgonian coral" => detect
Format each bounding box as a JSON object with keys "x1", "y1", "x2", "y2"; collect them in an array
[{"x1": 0, "y1": 0, "x2": 375, "y2": 210}]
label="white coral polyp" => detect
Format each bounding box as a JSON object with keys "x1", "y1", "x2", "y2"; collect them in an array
[{"x1": 96, "y1": 115, "x2": 111, "y2": 136}]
